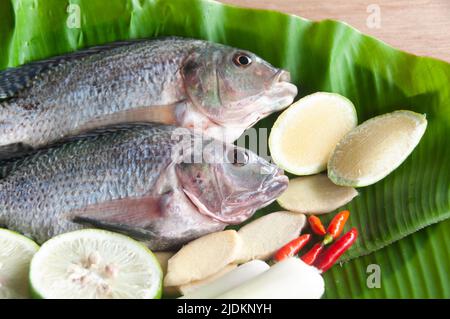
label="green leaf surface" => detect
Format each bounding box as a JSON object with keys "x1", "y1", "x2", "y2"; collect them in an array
[
  {"x1": 0, "y1": 0, "x2": 449, "y2": 298},
  {"x1": 324, "y1": 218, "x2": 450, "y2": 298}
]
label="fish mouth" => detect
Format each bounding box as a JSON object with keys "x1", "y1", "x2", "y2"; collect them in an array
[
  {"x1": 266, "y1": 79, "x2": 298, "y2": 112},
  {"x1": 215, "y1": 78, "x2": 297, "y2": 129},
  {"x1": 182, "y1": 186, "x2": 254, "y2": 224},
  {"x1": 261, "y1": 171, "x2": 289, "y2": 200},
  {"x1": 183, "y1": 185, "x2": 254, "y2": 224},
  {"x1": 195, "y1": 69, "x2": 297, "y2": 131},
  {"x1": 226, "y1": 178, "x2": 287, "y2": 207},
  {"x1": 267, "y1": 69, "x2": 297, "y2": 108},
  {"x1": 218, "y1": 172, "x2": 289, "y2": 224},
  {"x1": 182, "y1": 171, "x2": 288, "y2": 225},
  {"x1": 240, "y1": 71, "x2": 297, "y2": 124},
  {"x1": 263, "y1": 173, "x2": 289, "y2": 197},
  {"x1": 272, "y1": 69, "x2": 292, "y2": 84}
]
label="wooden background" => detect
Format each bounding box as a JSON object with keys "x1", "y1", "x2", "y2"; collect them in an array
[{"x1": 219, "y1": 0, "x2": 450, "y2": 62}]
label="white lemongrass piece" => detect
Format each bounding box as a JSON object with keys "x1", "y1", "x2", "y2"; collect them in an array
[
  {"x1": 235, "y1": 212, "x2": 306, "y2": 263},
  {"x1": 216, "y1": 257, "x2": 324, "y2": 299},
  {"x1": 328, "y1": 110, "x2": 427, "y2": 187},
  {"x1": 164, "y1": 230, "x2": 242, "y2": 286},
  {"x1": 277, "y1": 174, "x2": 357, "y2": 214},
  {"x1": 180, "y1": 260, "x2": 270, "y2": 299},
  {"x1": 178, "y1": 264, "x2": 237, "y2": 296},
  {"x1": 269, "y1": 92, "x2": 357, "y2": 175}
]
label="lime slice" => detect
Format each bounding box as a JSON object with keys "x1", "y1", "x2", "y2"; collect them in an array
[
  {"x1": 29, "y1": 229, "x2": 162, "y2": 299},
  {"x1": 0, "y1": 229, "x2": 39, "y2": 299},
  {"x1": 328, "y1": 110, "x2": 427, "y2": 187},
  {"x1": 269, "y1": 92, "x2": 357, "y2": 175}
]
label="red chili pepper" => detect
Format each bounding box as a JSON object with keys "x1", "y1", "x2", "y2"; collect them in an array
[
  {"x1": 308, "y1": 216, "x2": 327, "y2": 236},
  {"x1": 273, "y1": 234, "x2": 311, "y2": 262},
  {"x1": 313, "y1": 228, "x2": 358, "y2": 272},
  {"x1": 327, "y1": 210, "x2": 350, "y2": 239},
  {"x1": 300, "y1": 243, "x2": 324, "y2": 265}
]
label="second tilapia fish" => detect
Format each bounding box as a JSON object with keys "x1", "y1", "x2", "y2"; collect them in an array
[
  {"x1": 0, "y1": 123, "x2": 288, "y2": 250},
  {"x1": 0, "y1": 37, "x2": 297, "y2": 157}
]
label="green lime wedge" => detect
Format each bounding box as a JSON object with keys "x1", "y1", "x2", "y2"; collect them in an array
[
  {"x1": 0, "y1": 228, "x2": 39, "y2": 299},
  {"x1": 29, "y1": 229, "x2": 162, "y2": 299}
]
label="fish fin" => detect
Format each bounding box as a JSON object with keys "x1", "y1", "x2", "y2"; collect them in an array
[
  {"x1": 0, "y1": 40, "x2": 148, "y2": 101},
  {"x1": 73, "y1": 104, "x2": 180, "y2": 134},
  {"x1": 72, "y1": 215, "x2": 182, "y2": 251},
  {"x1": 0, "y1": 143, "x2": 36, "y2": 177},
  {"x1": 69, "y1": 194, "x2": 167, "y2": 239},
  {"x1": 72, "y1": 216, "x2": 157, "y2": 241},
  {"x1": 0, "y1": 142, "x2": 34, "y2": 159}
]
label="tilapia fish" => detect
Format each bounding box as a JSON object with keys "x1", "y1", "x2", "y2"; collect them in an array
[
  {"x1": 0, "y1": 37, "x2": 297, "y2": 157},
  {"x1": 0, "y1": 123, "x2": 288, "y2": 250}
]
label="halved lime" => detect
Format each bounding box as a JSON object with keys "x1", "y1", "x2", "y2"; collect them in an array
[
  {"x1": 269, "y1": 92, "x2": 357, "y2": 175},
  {"x1": 29, "y1": 229, "x2": 162, "y2": 299},
  {"x1": 0, "y1": 229, "x2": 39, "y2": 299},
  {"x1": 328, "y1": 110, "x2": 427, "y2": 187}
]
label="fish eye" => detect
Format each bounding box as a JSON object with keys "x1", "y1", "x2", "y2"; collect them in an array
[
  {"x1": 227, "y1": 148, "x2": 249, "y2": 166},
  {"x1": 233, "y1": 53, "x2": 252, "y2": 67}
]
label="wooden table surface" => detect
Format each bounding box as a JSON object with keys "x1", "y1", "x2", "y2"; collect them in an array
[{"x1": 219, "y1": 0, "x2": 450, "y2": 62}]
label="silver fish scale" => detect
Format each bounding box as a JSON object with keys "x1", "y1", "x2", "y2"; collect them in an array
[
  {"x1": 0, "y1": 124, "x2": 181, "y2": 243},
  {"x1": 0, "y1": 38, "x2": 209, "y2": 147}
]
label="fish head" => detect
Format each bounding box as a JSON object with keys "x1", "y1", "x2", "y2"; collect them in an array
[
  {"x1": 175, "y1": 141, "x2": 288, "y2": 224},
  {"x1": 181, "y1": 44, "x2": 297, "y2": 130}
]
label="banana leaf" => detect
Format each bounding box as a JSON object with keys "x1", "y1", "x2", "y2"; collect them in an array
[
  {"x1": 0, "y1": 0, "x2": 449, "y2": 298},
  {"x1": 324, "y1": 218, "x2": 450, "y2": 298}
]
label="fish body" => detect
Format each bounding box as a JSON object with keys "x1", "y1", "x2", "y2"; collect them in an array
[
  {"x1": 0, "y1": 37, "x2": 297, "y2": 156},
  {"x1": 0, "y1": 124, "x2": 287, "y2": 250}
]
